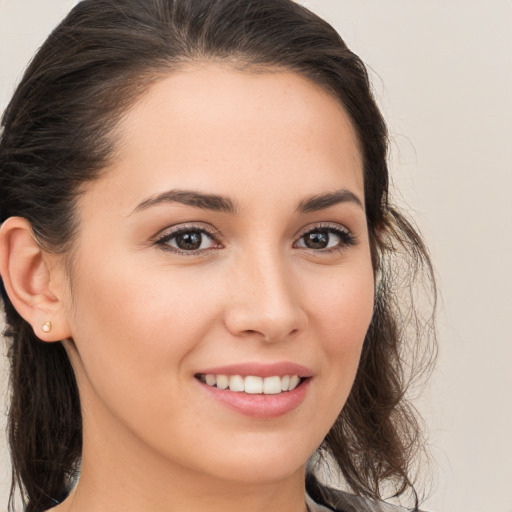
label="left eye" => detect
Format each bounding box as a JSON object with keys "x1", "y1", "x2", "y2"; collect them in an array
[
  {"x1": 158, "y1": 229, "x2": 217, "y2": 252},
  {"x1": 295, "y1": 227, "x2": 353, "y2": 251}
]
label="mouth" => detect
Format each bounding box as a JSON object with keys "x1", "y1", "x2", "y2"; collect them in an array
[
  {"x1": 195, "y1": 373, "x2": 305, "y2": 395},
  {"x1": 194, "y1": 362, "x2": 312, "y2": 418}
]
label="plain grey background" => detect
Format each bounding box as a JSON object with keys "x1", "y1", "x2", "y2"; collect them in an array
[{"x1": 1, "y1": 1, "x2": 511, "y2": 511}]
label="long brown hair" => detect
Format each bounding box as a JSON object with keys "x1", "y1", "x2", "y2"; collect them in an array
[{"x1": 0, "y1": 1, "x2": 437, "y2": 511}]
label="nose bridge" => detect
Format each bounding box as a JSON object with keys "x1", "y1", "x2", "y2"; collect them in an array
[{"x1": 225, "y1": 243, "x2": 305, "y2": 341}]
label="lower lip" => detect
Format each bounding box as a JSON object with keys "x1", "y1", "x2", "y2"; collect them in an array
[{"x1": 197, "y1": 378, "x2": 311, "y2": 419}]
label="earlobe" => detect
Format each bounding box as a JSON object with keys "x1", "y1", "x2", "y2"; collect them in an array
[{"x1": 0, "y1": 217, "x2": 72, "y2": 342}]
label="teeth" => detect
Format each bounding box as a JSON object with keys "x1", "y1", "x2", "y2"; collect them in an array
[
  {"x1": 244, "y1": 376, "x2": 263, "y2": 394},
  {"x1": 200, "y1": 374, "x2": 303, "y2": 394},
  {"x1": 288, "y1": 375, "x2": 300, "y2": 390},
  {"x1": 263, "y1": 376, "x2": 282, "y2": 394},
  {"x1": 216, "y1": 375, "x2": 229, "y2": 390},
  {"x1": 229, "y1": 375, "x2": 244, "y2": 392}
]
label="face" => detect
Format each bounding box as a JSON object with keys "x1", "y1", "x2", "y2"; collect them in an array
[{"x1": 59, "y1": 64, "x2": 375, "y2": 487}]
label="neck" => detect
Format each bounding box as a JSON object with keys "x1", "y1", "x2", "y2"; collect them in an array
[
  {"x1": 65, "y1": 471, "x2": 309, "y2": 512},
  {"x1": 52, "y1": 404, "x2": 309, "y2": 512}
]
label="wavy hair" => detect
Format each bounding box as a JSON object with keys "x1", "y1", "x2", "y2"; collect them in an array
[{"x1": 0, "y1": 1, "x2": 437, "y2": 510}]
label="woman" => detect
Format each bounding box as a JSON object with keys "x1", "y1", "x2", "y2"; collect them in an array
[{"x1": 0, "y1": 1, "x2": 436, "y2": 511}]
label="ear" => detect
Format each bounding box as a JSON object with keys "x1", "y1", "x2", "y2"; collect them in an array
[{"x1": 0, "y1": 217, "x2": 72, "y2": 342}]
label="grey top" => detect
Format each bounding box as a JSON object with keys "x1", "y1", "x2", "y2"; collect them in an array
[{"x1": 307, "y1": 490, "x2": 417, "y2": 512}]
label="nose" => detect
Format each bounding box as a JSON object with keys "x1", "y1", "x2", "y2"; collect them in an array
[{"x1": 223, "y1": 249, "x2": 307, "y2": 343}]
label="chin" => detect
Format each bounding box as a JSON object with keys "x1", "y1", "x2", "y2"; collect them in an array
[{"x1": 210, "y1": 456, "x2": 307, "y2": 486}]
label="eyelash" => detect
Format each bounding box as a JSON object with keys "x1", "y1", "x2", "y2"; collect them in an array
[
  {"x1": 154, "y1": 225, "x2": 221, "y2": 256},
  {"x1": 295, "y1": 223, "x2": 356, "y2": 253},
  {"x1": 154, "y1": 222, "x2": 356, "y2": 256}
]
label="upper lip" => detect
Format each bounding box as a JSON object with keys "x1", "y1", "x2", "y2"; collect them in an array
[{"x1": 196, "y1": 362, "x2": 313, "y2": 378}]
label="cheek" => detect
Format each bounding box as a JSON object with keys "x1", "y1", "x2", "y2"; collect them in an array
[
  {"x1": 311, "y1": 264, "x2": 374, "y2": 347},
  {"x1": 64, "y1": 255, "x2": 230, "y2": 445},
  {"x1": 66, "y1": 254, "x2": 218, "y2": 384},
  {"x1": 305, "y1": 261, "x2": 374, "y2": 396}
]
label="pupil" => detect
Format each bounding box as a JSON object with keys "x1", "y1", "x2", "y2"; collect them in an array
[
  {"x1": 305, "y1": 231, "x2": 328, "y2": 249},
  {"x1": 177, "y1": 232, "x2": 202, "y2": 250}
]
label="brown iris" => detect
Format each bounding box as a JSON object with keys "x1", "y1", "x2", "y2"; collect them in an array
[
  {"x1": 175, "y1": 231, "x2": 203, "y2": 250},
  {"x1": 303, "y1": 231, "x2": 329, "y2": 249}
]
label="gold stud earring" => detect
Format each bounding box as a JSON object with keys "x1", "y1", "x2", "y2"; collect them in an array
[{"x1": 41, "y1": 321, "x2": 52, "y2": 333}]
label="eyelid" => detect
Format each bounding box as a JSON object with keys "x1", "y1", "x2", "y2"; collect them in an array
[
  {"x1": 295, "y1": 221, "x2": 351, "y2": 237},
  {"x1": 153, "y1": 223, "x2": 222, "y2": 254},
  {"x1": 294, "y1": 222, "x2": 357, "y2": 251},
  {"x1": 152, "y1": 221, "x2": 356, "y2": 256}
]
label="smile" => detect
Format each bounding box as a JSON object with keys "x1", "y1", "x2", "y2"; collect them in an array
[{"x1": 196, "y1": 373, "x2": 302, "y2": 394}]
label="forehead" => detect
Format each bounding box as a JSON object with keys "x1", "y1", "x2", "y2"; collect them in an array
[{"x1": 92, "y1": 63, "x2": 364, "y2": 213}]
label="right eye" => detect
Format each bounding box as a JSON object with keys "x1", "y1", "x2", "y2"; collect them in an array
[{"x1": 155, "y1": 226, "x2": 221, "y2": 254}]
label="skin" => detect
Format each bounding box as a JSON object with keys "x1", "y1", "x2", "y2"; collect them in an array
[{"x1": 2, "y1": 64, "x2": 375, "y2": 512}]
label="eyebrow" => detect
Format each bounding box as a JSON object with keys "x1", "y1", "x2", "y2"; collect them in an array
[
  {"x1": 296, "y1": 189, "x2": 363, "y2": 213},
  {"x1": 131, "y1": 187, "x2": 363, "y2": 216},
  {"x1": 131, "y1": 189, "x2": 239, "y2": 215}
]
